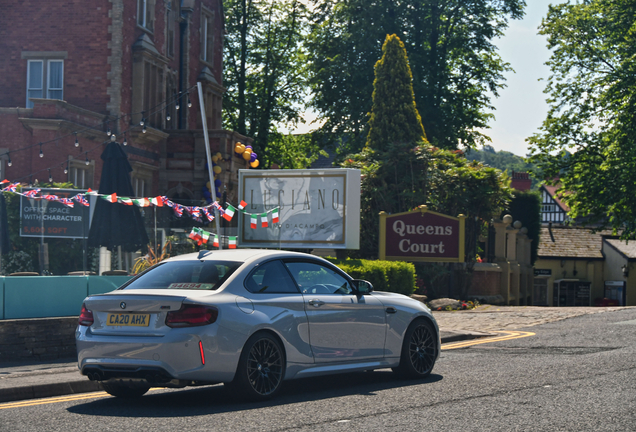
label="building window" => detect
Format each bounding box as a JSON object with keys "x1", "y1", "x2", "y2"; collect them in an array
[
  {"x1": 68, "y1": 159, "x2": 94, "y2": 189},
  {"x1": 166, "y1": 1, "x2": 175, "y2": 58},
  {"x1": 26, "y1": 59, "x2": 64, "y2": 108},
  {"x1": 137, "y1": 0, "x2": 154, "y2": 31},
  {"x1": 542, "y1": 204, "x2": 556, "y2": 213},
  {"x1": 131, "y1": 162, "x2": 156, "y2": 198},
  {"x1": 166, "y1": 75, "x2": 177, "y2": 129},
  {"x1": 201, "y1": 9, "x2": 214, "y2": 64},
  {"x1": 143, "y1": 61, "x2": 164, "y2": 128}
]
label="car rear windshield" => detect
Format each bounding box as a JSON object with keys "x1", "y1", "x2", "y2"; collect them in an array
[{"x1": 120, "y1": 260, "x2": 242, "y2": 290}]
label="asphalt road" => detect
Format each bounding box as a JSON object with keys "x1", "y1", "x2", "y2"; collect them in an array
[{"x1": 1, "y1": 308, "x2": 634, "y2": 431}]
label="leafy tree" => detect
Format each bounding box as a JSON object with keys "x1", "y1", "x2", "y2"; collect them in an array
[
  {"x1": 264, "y1": 134, "x2": 328, "y2": 169},
  {"x1": 528, "y1": 0, "x2": 636, "y2": 239},
  {"x1": 223, "y1": 0, "x2": 309, "y2": 157},
  {"x1": 366, "y1": 35, "x2": 427, "y2": 152},
  {"x1": 308, "y1": 0, "x2": 526, "y2": 155},
  {"x1": 466, "y1": 146, "x2": 540, "y2": 189}
]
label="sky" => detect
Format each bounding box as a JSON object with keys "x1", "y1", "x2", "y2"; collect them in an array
[{"x1": 288, "y1": 0, "x2": 555, "y2": 158}]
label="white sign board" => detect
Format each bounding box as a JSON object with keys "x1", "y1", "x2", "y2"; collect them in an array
[{"x1": 238, "y1": 169, "x2": 360, "y2": 249}]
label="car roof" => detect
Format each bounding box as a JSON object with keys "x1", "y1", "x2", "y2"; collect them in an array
[{"x1": 165, "y1": 248, "x2": 326, "y2": 264}]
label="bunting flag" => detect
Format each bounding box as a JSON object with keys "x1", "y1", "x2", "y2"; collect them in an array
[
  {"x1": 1, "y1": 181, "x2": 279, "y2": 229},
  {"x1": 151, "y1": 196, "x2": 164, "y2": 207},
  {"x1": 202, "y1": 207, "x2": 214, "y2": 222},
  {"x1": 173, "y1": 204, "x2": 183, "y2": 217},
  {"x1": 212, "y1": 235, "x2": 219, "y2": 247},
  {"x1": 24, "y1": 189, "x2": 40, "y2": 198},
  {"x1": 228, "y1": 236, "x2": 237, "y2": 249},
  {"x1": 223, "y1": 204, "x2": 236, "y2": 221},
  {"x1": 188, "y1": 228, "x2": 201, "y2": 242},
  {"x1": 59, "y1": 198, "x2": 74, "y2": 207},
  {"x1": 73, "y1": 194, "x2": 89, "y2": 206},
  {"x1": 201, "y1": 230, "x2": 210, "y2": 244},
  {"x1": 133, "y1": 198, "x2": 150, "y2": 207},
  {"x1": 101, "y1": 193, "x2": 117, "y2": 203}
]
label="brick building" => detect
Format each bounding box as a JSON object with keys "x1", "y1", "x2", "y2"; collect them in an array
[{"x1": 0, "y1": 0, "x2": 250, "y2": 205}]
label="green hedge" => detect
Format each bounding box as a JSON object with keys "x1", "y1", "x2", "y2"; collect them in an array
[{"x1": 327, "y1": 258, "x2": 416, "y2": 296}]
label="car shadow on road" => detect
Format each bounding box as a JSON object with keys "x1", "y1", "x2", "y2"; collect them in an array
[{"x1": 67, "y1": 370, "x2": 443, "y2": 417}]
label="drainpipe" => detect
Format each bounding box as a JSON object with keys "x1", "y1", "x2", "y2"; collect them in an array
[{"x1": 179, "y1": 1, "x2": 194, "y2": 129}]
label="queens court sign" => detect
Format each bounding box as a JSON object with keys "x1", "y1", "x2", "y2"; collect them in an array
[{"x1": 379, "y1": 206, "x2": 466, "y2": 262}]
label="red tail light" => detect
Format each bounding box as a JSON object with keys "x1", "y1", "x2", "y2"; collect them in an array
[
  {"x1": 79, "y1": 303, "x2": 94, "y2": 326},
  {"x1": 165, "y1": 305, "x2": 218, "y2": 328}
]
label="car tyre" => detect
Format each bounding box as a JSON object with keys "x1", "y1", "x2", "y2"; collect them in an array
[
  {"x1": 101, "y1": 379, "x2": 151, "y2": 398},
  {"x1": 227, "y1": 332, "x2": 285, "y2": 401},
  {"x1": 394, "y1": 318, "x2": 437, "y2": 379}
]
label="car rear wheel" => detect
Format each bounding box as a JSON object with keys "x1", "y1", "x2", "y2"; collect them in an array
[
  {"x1": 227, "y1": 332, "x2": 285, "y2": 401},
  {"x1": 101, "y1": 379, "x2": 151, "y2": 398},
  {"x1": 394, "y1": 318, "x2": 437, "y2": 379}
]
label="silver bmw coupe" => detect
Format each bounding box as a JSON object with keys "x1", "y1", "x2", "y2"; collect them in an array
[{"x1": 76, "y1": 249, "x2": 439, "y2": 400}]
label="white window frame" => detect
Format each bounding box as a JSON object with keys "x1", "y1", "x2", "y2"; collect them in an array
[
  {"x1": 68, "y1": 158, "x2": 94, "y2": 189},
  {"x1": 26, "y1": 59, "x2": 64, "y2": 108},
  {"x1": 137, "y1": 0, "x2": 154, "y2": 31},
  {"x1": 201, "y1": 8, "x2": 214, "y2": 65}
]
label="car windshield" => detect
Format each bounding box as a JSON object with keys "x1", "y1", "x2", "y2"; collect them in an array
[{"x1": 120, "y1": 260, "x2": 242, "y2": 290}]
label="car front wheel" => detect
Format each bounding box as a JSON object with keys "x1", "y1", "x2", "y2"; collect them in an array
[
  {"x1": 227, "y1": 332, "x2": 285, "y2": 401},
  {"x1": 394, "y1": 318, "x2": 437, "y2": 379}
]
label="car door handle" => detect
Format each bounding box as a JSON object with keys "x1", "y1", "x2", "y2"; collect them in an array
[
  {"x1": 308, "y1": 299, "x2": 325, "y2": 308},
  {"x1": 385, "y1": 307, "x2": 397, "y2": 314}
]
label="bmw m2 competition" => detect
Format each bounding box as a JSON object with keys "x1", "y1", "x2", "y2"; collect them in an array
[{"x1": 76, "y1": 249, "x2": 440, "y2": 400}]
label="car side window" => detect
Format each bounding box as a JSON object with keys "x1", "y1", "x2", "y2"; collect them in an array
[
  {"x1": 284, "y1": 261, "x2": 352, "y2": 295},
  {"x1": 244, "y1": 260, "x2": 299, "y2": 294}
]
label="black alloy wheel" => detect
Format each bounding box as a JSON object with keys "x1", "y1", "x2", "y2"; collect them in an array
[
  {"x1": 229, "y1": 332, "x2": 285, "y2": 400},
  {"x1": 395, "y1": 319, "x2": 437, "y2": 378}
]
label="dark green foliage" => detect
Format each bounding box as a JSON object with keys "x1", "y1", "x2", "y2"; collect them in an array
[
  {"x1": 465, "y1": 145, "x2": 540, "y2": 189},
  {"x1": 308, "y1": 0, "x2": 526, "y2": 155},
  {"x1": 527, "y1": 0, "x2": 636, "y2": 239},
  {"x1": 506, "y1": 191, "x2": 541, "y2": 264},
  {"x1": 366, "y1": 35, "x2": 426, "y2": 152},
  {"x1": 327, "y1": 257, "x2": 417, "y2": 296},
  {"x1": 223, "y1": 0, "x2": 309, "y2": 158},
  {"x1": 264, "y1": 134, "x2": 328, "y2": 169}
]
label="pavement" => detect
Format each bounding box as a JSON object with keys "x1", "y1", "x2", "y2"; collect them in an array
[{"x1": 0, "y1": 305, "x2": 631, "y2": 403}]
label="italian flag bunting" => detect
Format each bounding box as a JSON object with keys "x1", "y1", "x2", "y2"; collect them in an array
[
  {"x1": 223, "y1": 204, "x2": 236, "y2": 221},
  {"x1": 272, "y1": 208, "x2": 279, "y2": 224},
  {"x1": 188, "y1": 228, "x2": 201, "y2": 242},
  {"x1": 101, "y1": 193, "x2": 117, "y2": 203},
  {"x1": 133, "y1": 198, "x2": 150, "y2": 207},
  {"x1": 118, "y1": 197, "x2": 133, "y2": 205},
  {"x1": 150, "y1": 196, "x2": 164, "y2": 207},
  {"x1": 260, "y1": 213, "x2": 268, "y2": 228},
  {"x1": 201, "y1": 230, "x2": 210, "y2": 244},
  {"x1": 228, "y1": 236, "x2": 237, "y2": 249},
  {"x1": 238, "y1": 200, "x2": 247, "y2": 210},
  {"x1": 250, "y1": 214, "x2": 257, "y2": 229},
  {"x1": 212, "y1": 235, "x2": 219, "y2": 247}
]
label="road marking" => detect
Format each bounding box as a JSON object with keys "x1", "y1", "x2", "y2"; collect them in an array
[
  {"x1": 0, "y1": 392, "x2": 109, "y2": 409},
  {"x1": 441, "y1": 331, "x2": 535, "y2": 350},
  {"x1": 0, "y1": 388, "x2": 161, "y2": 410}
]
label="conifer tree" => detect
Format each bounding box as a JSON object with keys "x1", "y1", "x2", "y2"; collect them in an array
[{"x1": 366, "y1": 35, "x2": 427, "y2": 152}]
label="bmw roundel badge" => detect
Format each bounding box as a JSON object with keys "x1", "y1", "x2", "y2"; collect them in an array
[{"x1": 120, "y1": 302, "x2": 126, "y2": 310}]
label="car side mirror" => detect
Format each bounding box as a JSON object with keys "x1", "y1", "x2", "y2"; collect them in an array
[{"x1": 351, "y1": 279, "x2": 373, "y2": 294}]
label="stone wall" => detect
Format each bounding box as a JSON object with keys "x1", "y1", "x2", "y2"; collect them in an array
[{"x1": 0, "y1": 317, "x2": 77, "y2": 363}]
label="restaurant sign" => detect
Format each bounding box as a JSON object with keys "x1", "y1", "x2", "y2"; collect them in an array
[
  {"x1": 379, "y1": 206, "x2": 465, "y2": 262},
  {"x1": 238, "y1": 169, "x2": 360, "y2": 249},
  {"x1": 20, "y1": 188, "x2": 92, "y2": 239}
]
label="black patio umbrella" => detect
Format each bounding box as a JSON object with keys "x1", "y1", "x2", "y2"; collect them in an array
[{"x1": 87, "y1": 142, "x2": 149, "y2": 252}]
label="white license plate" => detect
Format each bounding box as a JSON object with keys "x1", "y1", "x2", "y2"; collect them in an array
[{"x1": 107, "y1": 313, "x2": 150, "y2": 327}]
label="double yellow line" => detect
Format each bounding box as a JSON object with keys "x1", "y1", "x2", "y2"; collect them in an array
[
  {"x1": 0, "y1": 392, "x2": 108, "y2": 410},
  {"x1": 442, "y1": 330, "x2": 535, "y2": 350}
]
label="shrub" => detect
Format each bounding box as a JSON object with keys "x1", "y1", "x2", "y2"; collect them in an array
[{"x1": 327, "y1": 258, "x2": 416, "y2": 296}]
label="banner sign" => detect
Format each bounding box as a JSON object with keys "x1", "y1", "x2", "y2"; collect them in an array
[
  {"x1": 238, "y1": 169, "x2": 361, "y2": 249},
  {"x1": 20, "y1": 188, "x2": 91, "y2": 239},
  {"x1": 379, "y1": 206, "x2": 465, "y2": 262}
]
